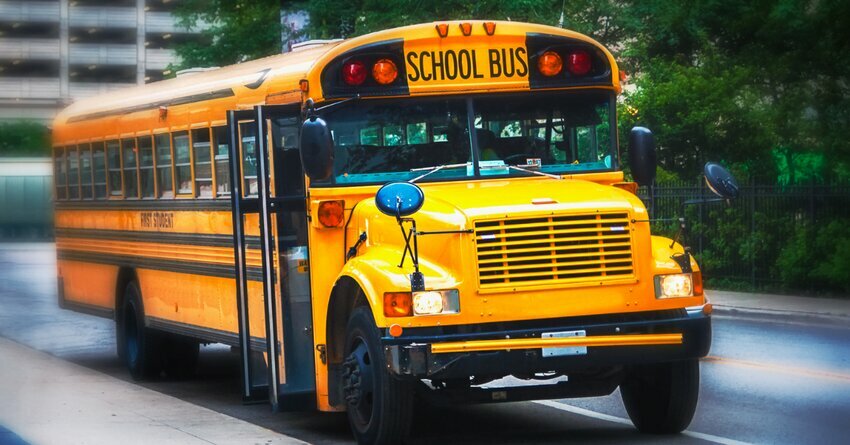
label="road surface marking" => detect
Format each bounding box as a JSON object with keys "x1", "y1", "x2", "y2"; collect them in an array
[
  {"x1": 534, "y1": 400, "x2": 753, "y2": 445},
  {"x1": 703, "y1": 355, "x2": 850, "y2": 383}
]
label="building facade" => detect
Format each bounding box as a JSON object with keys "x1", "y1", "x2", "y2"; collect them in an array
[{"x1": 0, "y1": 0, "x2": 205, "y2": 123}]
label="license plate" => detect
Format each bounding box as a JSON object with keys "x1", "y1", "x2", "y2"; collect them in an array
[{"x1": 542, "y1": 330, "x2": 587, "y2": 357}]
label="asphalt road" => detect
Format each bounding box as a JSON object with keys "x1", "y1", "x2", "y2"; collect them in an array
[{"x1": 1, "y1": 244, "x2": 849, "y2": 445}]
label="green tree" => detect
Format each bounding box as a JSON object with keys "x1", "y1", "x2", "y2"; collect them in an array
[
  {"x1": 172, "y1": 0, "x2": 284, "y2": 69},
  {"x1": 618, "y1": 0, "x2": 850, "y2": 182},
  {"x1": 0, "y1": 121, "x2": 51, "y2": 157}
]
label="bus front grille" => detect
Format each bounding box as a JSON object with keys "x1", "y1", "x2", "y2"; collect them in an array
[{"x1": 474, "y1": 212, "x2": 634, "y2": 289}]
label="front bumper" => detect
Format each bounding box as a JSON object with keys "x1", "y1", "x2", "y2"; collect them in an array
[{"x1": 383, "y1": 307, "x2": 711, "y2": 378}]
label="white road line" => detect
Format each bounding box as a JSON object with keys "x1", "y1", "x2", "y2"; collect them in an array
[{"x1": 534, "y1": 400, "x2": 754, "y2": 445}]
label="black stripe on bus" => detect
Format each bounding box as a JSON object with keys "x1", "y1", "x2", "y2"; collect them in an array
[
  {"x1": 55, "y1": 200, "x2": 232, "y2": 211},
  {"x1": 146, "y1": 316, "x2": 270, "y2": 351},
  {"x1": 55, "y1": 227, "x2": 262, "y2": 250},
  {"x1": 57, "y1": 249, "x2": 264, "y2": 281},
  {"x1": 66, "y1": 88, "x2": 237, "y2": 123}
]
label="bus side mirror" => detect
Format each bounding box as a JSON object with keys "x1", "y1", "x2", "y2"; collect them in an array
[
  {"x1": 375, "y1": 182, "x2": 425, "y2": 218},
  {"x1": 628, "y1": 127, "x2": 656, "y2": 186},
  {"x1": 300, "y1": 116, "x2": 334, "y2": 180},
  {"x1": 704, "y1": 162, "x2": 739, "y2": 199}
]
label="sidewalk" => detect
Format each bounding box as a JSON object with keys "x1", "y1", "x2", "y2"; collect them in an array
[
  {"x1": 707, "y1": 288, "x2": 850, "y2": 320},
  {"x1": 0, "y1": 337, "x2": 306, "y2": 445}
]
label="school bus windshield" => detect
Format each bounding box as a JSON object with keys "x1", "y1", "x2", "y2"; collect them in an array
[{"x1": 323, "y1": 91, "x2": 616, "y2": 185}]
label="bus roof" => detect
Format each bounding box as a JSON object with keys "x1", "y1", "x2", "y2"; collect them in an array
[
  {"x1": 53, "y1": 42, "x2": 340, "y2": 128},
  {"x1": 53, "y1": 21, "x2": 618, "y2": 141}
]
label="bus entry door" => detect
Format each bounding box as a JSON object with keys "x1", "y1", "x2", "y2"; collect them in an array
[{"x1": 227, "y1": 104, "x2": 315, "y2": 412}]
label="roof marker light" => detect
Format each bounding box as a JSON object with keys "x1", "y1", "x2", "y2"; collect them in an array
[
  {"x1": 459, "y1": 22, "x2": 472, "y2": 36},
  {"x1": 341, "y1": 59, "x2": 367, "y2": 86},
  {"x1": 483, "y1": 22, "x2": 496, "y2": 35},
  {"x1": 436, "y1": 23, "x2": 449, "y2": 38}
]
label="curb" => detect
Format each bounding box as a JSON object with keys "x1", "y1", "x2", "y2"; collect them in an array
[{"x1": 712, "y1": 305, "x2": 850, "y2": 327}]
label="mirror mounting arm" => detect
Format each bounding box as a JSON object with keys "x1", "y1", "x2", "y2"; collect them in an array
[
  {"x1": 396, "y1": 216, "x2": 425, "y2": 292},
  {"x1": 305, "y1": 95, "x2": 361, "y2": 120}
]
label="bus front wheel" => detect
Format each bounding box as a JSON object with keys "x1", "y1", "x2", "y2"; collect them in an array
[
  {"x1": 121, "y1": 282, "x2": 163, "y2": 380},
  {"x1": 620, "y1": 359, "x2": 700, "y2": 434},
  {"x1": 342, "y1": 306, "x2": 414, "y2": 445}
]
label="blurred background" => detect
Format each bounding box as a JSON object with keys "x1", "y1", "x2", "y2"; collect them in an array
[{"x1": 1, "y1": 0, "x2": 848, "y2": 296}]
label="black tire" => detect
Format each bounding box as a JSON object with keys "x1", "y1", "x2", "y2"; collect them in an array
[
  {"x1": 121, "y1": 281, "x2": 163, "y2": 380},
  {"x1": 342, "y1": 306, "x2": 414, "y2": 445},
  {"x1": 620, "y1": 359, "x2": 700, "y2": 434},
  {"x1": 163, "y1": 335, "x2": 200, "y2": 379}
]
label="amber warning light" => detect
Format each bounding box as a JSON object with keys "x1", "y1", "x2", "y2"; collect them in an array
[{"x1": 317, "y1": 200, "x2": 345, "y2": 227}]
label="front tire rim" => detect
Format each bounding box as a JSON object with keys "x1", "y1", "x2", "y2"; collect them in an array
[{"x1": 343, "y1": 337, "x2": 375, "y2": 430}]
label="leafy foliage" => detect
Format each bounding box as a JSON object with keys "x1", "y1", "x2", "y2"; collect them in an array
[
  {"x1": 171, "y1": 0, "x2": 284, "y2": 68},
  {"x1": 0, "y1": 121, "x2": 51, "y2": 157}
]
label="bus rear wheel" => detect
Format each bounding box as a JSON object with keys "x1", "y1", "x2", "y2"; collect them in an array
[
  {"x1": 620, "y1": 359, "x2": 700, "y2": 434},
  {"x1": 342, "y1": 306, "x2": 413, "y2": 445},
  {"x1": 121, "y1": 282, "x2": 163, "y2": 380}
]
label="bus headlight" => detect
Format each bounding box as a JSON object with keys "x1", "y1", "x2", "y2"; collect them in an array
[
  {"x1": 412, "y1": 289, "x2": 459, "y2": 315},
  {"x1": 655, "y1": 273, "x2": 694, "y2": 298}
]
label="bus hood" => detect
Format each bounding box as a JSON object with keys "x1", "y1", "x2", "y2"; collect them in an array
[
  {"x1": 353, "y1": 176, "x2": 648, "y2": 272},
  {"x1": 416, "y1": 177, "x2": 645, "y2": 221}
]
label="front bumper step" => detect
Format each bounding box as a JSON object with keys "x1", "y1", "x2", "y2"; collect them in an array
[
  {"x1": 383, "y1": 309, "x2": 711, "y2": 378},
  {"x1": 430, "y1": 333, "x2": 683, "y2": 354}
]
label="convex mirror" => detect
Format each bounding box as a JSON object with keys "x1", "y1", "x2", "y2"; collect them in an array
[
  {"x1": 704, "y1": 162, "x2": 739, "y2": 199},
  {"x1": 375, "y1": 182, "x2": 425, "y2": 218}
]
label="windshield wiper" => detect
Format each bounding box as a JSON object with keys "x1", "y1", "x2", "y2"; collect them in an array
[
  {"x1": 508, "y1": 164, "x2": 562, "y2": 180},
  {"x1": 409, "y1": 162, "x2": 470, "y2": 183}
]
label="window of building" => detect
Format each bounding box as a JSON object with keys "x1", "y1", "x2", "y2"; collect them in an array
[
  {"x1": 54, "y1": 148, "x2": 67, "y2": 200},
  {"x1": 92, "y1": 142, "x2": 107, "y2": 199},
  {"x1": 172, "y1": 132, "x2": 192, "y2": 195},
  {"x1": 192, "y1": 128, "x2": 213, "y2": 198},
  {"x1": 122, "y1": 138, "x2": 138, "y2": 198},
  {"x1": 80, "y1": 144, "x2": 93, "y2": 199},
  {"x1": 212, "y1": 127, "x2": 230, "y2": 198},
  {"x1": 68, "y1": 146, "x2": 80, "y2": 200},
  {"x1": 155, "y1": 133, "x2": 173, "y2": 198},
  {"x1": 138, "y1": 136, "x2": 155, "y2": 198}
]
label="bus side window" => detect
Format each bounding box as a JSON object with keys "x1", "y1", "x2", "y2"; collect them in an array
[
  {"x1": 80, "y1": 144, "x2": 93, "y2": 200},
  {"x1": 154, "y1": 133, "x2": 173, "y2": 198},
  {"x1": 106, "y1": 140, "x2": 122, "y2": 197},
  {"x1": 407, "y1": 123, "x2": 428, "y2": 144},
  {"x1": 212, "y1": 127, "x2": 230, "y2": 198},
  {"x1": 67, "y1": 145, "x2": 80, "y2": 200},
  {"x1": 192, "y1": 128, "x2": 213, "y2": 198},
  {"x1": 138, "y1": 135, "x2": 155, "y2": 198},
  {"x1": 172, "y1": 131, "x2": 192, "y2": 196},
  {"x1": 92, "y1": 142, "x2": 107, "y2": 199},
  {"x1": 54, "y1": 147, "x2": 67, "y2": 200},
  {"x1": 122, "y1": 138, "x2": 139, "y2": 199}
]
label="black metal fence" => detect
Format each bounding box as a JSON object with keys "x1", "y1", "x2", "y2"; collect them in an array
[{"x1": 639, "y1": 181, "x2": 850, "y2": 293}]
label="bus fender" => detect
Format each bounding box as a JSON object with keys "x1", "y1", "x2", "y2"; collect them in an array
[
  {"x1": 650, "y1": 235, "x2": 701, "y2": 274},
  {"x1": 334, "y1": 246, "x2": 460, "y2": 327}
]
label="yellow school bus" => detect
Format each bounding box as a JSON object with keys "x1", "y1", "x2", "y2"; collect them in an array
[{"x1": 54, "y1": 20, "x2": 734, "y2": 444}]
